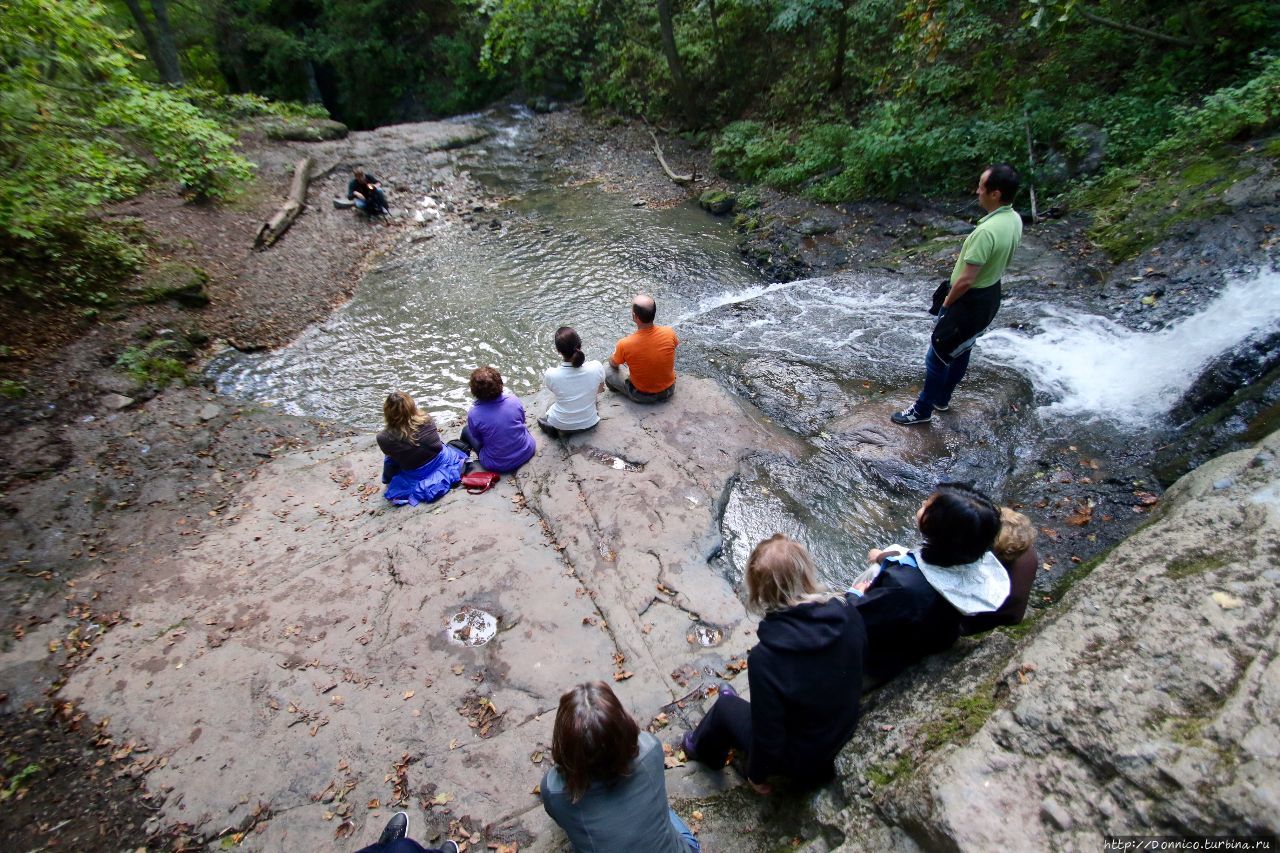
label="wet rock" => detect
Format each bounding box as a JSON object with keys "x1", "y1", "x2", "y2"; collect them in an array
[
  {"x1": 1066, "y1": 123, "x2": 1108, "y2": 177},
  {"x1": 727, "y1": 358, "x2": 851, "y2": 435},
  {"x1": 797, "y1": 217, "x2": 838, "y2": 236},
  {"x1": 101, "y1": 393, "x2": 134, "y2": 411},
  {"x1": 820, "y1": 428, "x2": 1280, "y2": 849},
  {"x1": 699, "y1": 189, "x2": 736, "y2": 216},
  {"x1": 264, "y1": 119, "x2": 349, "y2": 142},
  {"x1": 1169, "y1": 329, "x2": 1280, "y2": 424}
]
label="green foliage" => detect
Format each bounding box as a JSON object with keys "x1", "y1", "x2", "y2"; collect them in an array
[
  {"x1": 116, "y1": 340, "x2": 188, "y2": 386},
  {"x1": 0, "y1": 380, "x2": 28, "y2": 399},
  {"x1": 714, "y1": 107, "x2": 1022, "y2": 200},
  {"x1": 1075, "y1": 53, "x2": 1280, "y2": 258},
  {"x1": 481, "y1": 0, "x2": 596, "y2": 95},
  {"x1": 0, "y1": 763, "x2": 41, "y2": 801},
  {"x1": 0, "y1": 0, "x2": 256, "y2": 306},
  {"x1": 177, "y1": 88, "x2": 330, "y2": 123}
]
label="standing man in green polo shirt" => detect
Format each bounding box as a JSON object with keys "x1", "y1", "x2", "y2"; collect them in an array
[{"x1": 892, "y1": 163, "x2": 1022, "y2": 426}]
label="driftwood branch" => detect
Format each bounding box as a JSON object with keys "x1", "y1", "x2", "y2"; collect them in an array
[
  {"x1": 647, "y1": 129, "x2": 693, "y2": 185},
  {"x1": 1078, "y1": 8, "x2": 1196, "y2": 47},
  {"x1": 254, "y1": 156, "x2": 314, "y2": 250}
]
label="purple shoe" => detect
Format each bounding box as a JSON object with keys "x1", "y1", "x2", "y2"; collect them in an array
[
  {"x1": 718, "y1": 683, "x2": 738, "y2": 700},
  {"x1": 681, "y1": 730, "x2": 698, "y2": 761}
]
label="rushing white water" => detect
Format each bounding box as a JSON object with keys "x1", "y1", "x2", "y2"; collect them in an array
[{"x1": 983, "y1": 270, "x2": 1280, "y2": 426}]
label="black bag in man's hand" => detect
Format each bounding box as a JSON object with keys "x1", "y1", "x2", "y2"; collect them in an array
[{"x1": 928, "y1": 280, "x2": 950, "y2": 316}]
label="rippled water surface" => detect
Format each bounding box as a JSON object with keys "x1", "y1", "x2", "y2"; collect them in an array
[
  {"x1": 211, "y1": 184, "x2": 762, "y2": 428},
  {"x1": 209, "y1": 109, "x2": 1280, "y2": 590}
]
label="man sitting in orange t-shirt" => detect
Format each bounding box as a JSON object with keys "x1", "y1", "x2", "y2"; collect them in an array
[{"x1": 606, "y1": 294, "x2": 679, "y2": 403}]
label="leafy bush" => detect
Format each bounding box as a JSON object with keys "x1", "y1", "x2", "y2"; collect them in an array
[
  {"x1": 714, "y1": 105, "x2": 1023, "y2": 200},
  {"x1": 0, "y1": 0, "x2": 256, "y2": 305}
]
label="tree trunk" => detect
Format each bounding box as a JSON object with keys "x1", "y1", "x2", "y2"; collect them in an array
[
  {"x1": 1078, "y1": 7, "x2": 1196, "y2": 47},
  {"x1": 829, "y1": 0, "x2": 851, "y2": 94},
  {"x1": 148, "y1": 0, "x2": 184, "y2": 84},
  {"x1": 213, "y1": 5, "x2": 252, "y2": 93},
  {"x1": 707, "y1": 0, "x2": 727, "y2": 82},
  {"x1": 121, "y1": 0, "x2": 180, "y2": 85},
  {"x1": 656, "y1": 0, "x2": 697, "y2": 127},
  {"x1": 254, "y1": 158, "x2": 314, "y2": 250}
]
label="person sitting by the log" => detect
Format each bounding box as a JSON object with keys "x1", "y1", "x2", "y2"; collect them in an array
[
  {"x1": 348, "y1": 167, "x2": 390, "y2": 216},
  {"x1": 855, "y1": 483, "x2": 1006, "y2": 683},
  {"x1": 354, "y1": 810, "x2": 459, "y2": 853},
  {"x1": 541, "y1": 681, "x2": 701, "y2": 852},
  {"x1": 377, "y1": 391, "x2": 467, "y2": 506},
  {"x1": 606, "y1": 294, "x2": 678, "y2": 403},
  {"x1": 959, "y1": 507, "x2": 1038, "y2": 634},
  {"x1": 460, "y1": 366, "x2": 536, "y2": 473},
  {"x1": 539, "y1": 326, "x2": 606, "y2": 438},
  {"x1": 682, "y1": 534, "x2": 866, "y2": 794}
]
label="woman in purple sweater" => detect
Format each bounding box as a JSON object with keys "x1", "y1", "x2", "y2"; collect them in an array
[{"x1": 461, "y1": 366, "x2": 536, "y2": 473}]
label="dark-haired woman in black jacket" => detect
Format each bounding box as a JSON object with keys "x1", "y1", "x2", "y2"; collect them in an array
[{"x1": 856, "y1": 482, "x2": 1008, "y2": 682}]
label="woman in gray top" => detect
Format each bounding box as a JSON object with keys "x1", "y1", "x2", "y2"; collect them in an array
[{"x1": 540, "y1": 682, "x2": 699, "y2": 853}]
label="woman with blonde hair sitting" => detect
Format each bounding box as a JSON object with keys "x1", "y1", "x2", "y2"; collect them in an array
[
  {"x1": 376, "y1": 391, "x2": 467, "y2": 506},
  {"x1": 682, "y1": 534, "x2": 866, "y2": 792}
]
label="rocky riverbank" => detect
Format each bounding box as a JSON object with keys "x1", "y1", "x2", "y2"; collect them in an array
[{"x1": 1, "y1": 106, "x2": 1277, "y2": 850}]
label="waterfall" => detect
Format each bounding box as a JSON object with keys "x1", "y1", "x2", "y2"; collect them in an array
[{"x1": 983, "y1": 270, "x2": 1280, "y2": 426}]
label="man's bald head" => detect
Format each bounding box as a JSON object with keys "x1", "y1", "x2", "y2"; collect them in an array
[{"x1": 632, "y1": 295, "x2": 657, "y2": 325}]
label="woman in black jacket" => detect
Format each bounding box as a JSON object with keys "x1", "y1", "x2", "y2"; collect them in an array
[{"x1": 682, "y1": 534, "x2": 866, "y2": 791}]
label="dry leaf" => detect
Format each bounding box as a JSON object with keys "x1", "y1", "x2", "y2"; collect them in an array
[
  {"x1": 368, "y1": 798, "x2": 381, "y2": 809},
  {"x1": 335, "y1": 819, "x2": 356, "y2": 840},
  {"x1": 403, "y1": 690, "x2": 415, "y2": 700},
  {"x1": 1211, "y1": 591, "x2": 1244, "y2": 610},
  {"x1": 613, "y1": 670, "x2": 634, "y2": 682},
  {"x1": 1065, "y1": 504, "x2": 1093, "y2": 526}
]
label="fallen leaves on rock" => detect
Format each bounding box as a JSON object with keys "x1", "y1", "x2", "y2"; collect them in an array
[
  {"x1": 1065, "y1": 503, "x2": 1093, "y2": 526},
  {"x1": 458, "y1": 694, "x2": 504, "y2": 738}
]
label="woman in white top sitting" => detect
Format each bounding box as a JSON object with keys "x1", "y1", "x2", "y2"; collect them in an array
[{"x1": 539, "y1": 326, "x2": 605, "y2": 438}]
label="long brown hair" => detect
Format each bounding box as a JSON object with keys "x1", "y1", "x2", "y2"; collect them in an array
[
  {"x1": 383, "y1": 391, "x2": 432, "y2": 443},
  {"x1": 746, "y1": 533, "x2": 842, "y2": 616},
  {"x1": 550, "y1": 681, "x2": 640, "y2": 802}
]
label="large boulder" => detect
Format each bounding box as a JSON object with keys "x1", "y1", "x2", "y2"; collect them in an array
[
  {"x1": 819, "y1": 428, "x2": 1280, "y2": 849},
  {"x1": 54, "y1": 378, "x2": 796, "y2": 851},
  {"x1": 265, "y1": 119, "x2": 350, "y2": 142},
  {"x1": 700, "y1": 189, "x2": 737, "y2": 216}
]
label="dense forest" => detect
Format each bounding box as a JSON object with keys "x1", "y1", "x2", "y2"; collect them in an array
[{"x1": 2, "y1": 0, "x2": 1277, "y2": 306}]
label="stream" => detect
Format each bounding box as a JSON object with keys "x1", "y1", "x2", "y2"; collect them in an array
[{"x1": 210, "y1": 108, "x2": 1280, "y2": 592}]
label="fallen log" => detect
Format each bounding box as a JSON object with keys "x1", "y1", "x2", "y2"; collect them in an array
[
  {"x1": 647, "y1": 129, "x2": 693, "y2": 185},
  {"x1": 254, "y1": 156, "x2": 314, "y2": 250}
]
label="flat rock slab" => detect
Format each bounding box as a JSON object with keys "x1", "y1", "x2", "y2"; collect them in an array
[{"x1": 61, "y1": 378, "x2": 790, "y2": 850}]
